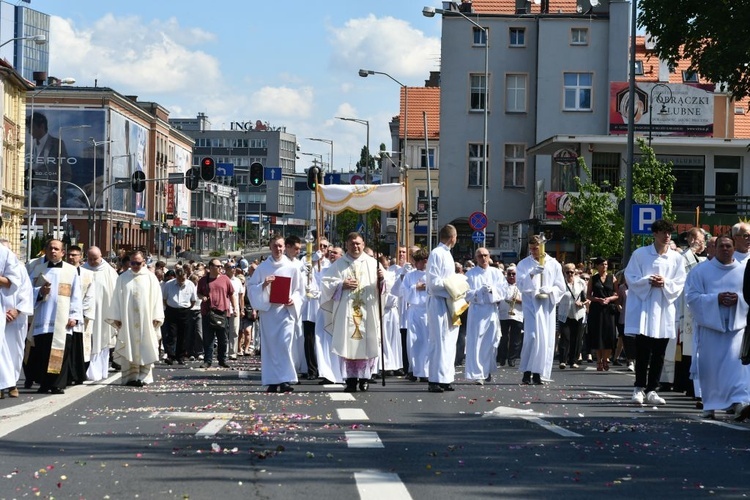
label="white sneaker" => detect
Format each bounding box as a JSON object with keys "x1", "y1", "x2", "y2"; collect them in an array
[
  {"x1": 632, "y1": 387, "x2": 645, "y2": 404},
  {"x1": 646, "y1": 391, "x2": 666, "y2": 406},
  {"x1": 627, "y1": 361, "x2": 635, "y2": 372}
]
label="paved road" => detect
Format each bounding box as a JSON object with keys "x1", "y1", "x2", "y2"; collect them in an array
[{"x1": 1, "y1": 358, "x2": 748, "y2": 499}]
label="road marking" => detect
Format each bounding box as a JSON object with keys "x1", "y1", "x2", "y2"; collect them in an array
[
  {"x1": 689, "y1": 416, "x2": 750, "y2": 431},
  {"x1": 521, "y1": 417, "x2": 584, "y2": 437},
  {"x1": 0, "y1": 373, "x2": 121, "y2": 439},
  {"x1": 354, "y1": 470, "x2": 412, "y2": 500},
  {"x1": 329, "y1": 392, "x2": 356, "y2": 402},
  {"x1": 337, "y1": 408, "x2": 369, "y2": 421},
  {"x1": 196, "y1": 418, "x2": 232, "y2": 437},
  {"x1": 588, "y1": 390, "x2": 623, "y2": 399},
  {"x1": 483, "y1": 406, "x2": 544, "y2": 418},
  {"x1": 150, "y1": 411, "x2": 236, "y2": 420},
  {"x1": 321, "y1": 384, "x2": 343, "y2": 389},
  {"x1": 345, "y1": 431, "x2": 384, "y2": 448}
]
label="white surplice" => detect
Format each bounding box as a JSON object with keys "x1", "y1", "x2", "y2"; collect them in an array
[
  {"x1": 464, "y1": 265, "x2": 507, "y2": 381},
  {"x1": 426, "y1": 242, "x2": 458, "y2": 384},
  {"x1": 0, "y1": 246, "x2": 25, "y2": 389},
  {"x1": 516, "y1": 254, "x2": 565, "y2": 380},
  {"x1": 380, "y1": 270, "x2": 402, "y2": 371},
  {"x1": 107, "y1": 268, "x2": 164, "y2": 384},
  {"x1": 247, "y1": 254, "x2": 305, "y2": 386},
  {"x1": 685, "y1": 257, "x2": 750, "y2": 411},
  {"x1": 82, "y1": 261, "x2": 119, "y2": 381},
  {"x1": 398, "y1": 268, "x2": 429, "y2": 378}
]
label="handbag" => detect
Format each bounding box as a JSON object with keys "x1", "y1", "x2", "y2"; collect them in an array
[{"x1": 208, "y1": 308, "x2": 227, "y2": 328}]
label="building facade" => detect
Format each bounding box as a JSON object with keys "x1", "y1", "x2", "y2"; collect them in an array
[
  {"x1": 171, "y1": 114, "x2": 297, "y2": 251},
  {"x1": 27, "y1": 86, "x2": 194, "y2": 259},
  {"x1": 0, "y1": 1, "x2": 50, "y2": 83}
]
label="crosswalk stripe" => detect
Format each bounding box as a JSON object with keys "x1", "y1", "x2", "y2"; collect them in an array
[
  {"x1": 330, "y1": 393, "x2": 356, "y2": 402},
  {"x1": 689, "y1": 416, "x2": 750, "y2": 431},
  {"x1": 345, "y1": 431, "x2": 384, "y2": 448},
  {"x1": 588, "y1": 390, "x2": 623, "y2": 399},
  {"x1": 521, "y1": 416, "x2": 584, "y2": 437},
  {"x1": 196, "y1": 418, "x2": 232, "y2": 437},
  {"x1": 337, "y1": 408, "x2": 369, "y2": 420},
  {"x1": 354, "y1": 470, "x2": 412, "y2": 500}
]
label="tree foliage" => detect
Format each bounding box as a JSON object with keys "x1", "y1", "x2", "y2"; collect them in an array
[
  {"x1": 639, "y1": 0, "x2": 750, "y2": 99},
  {"x1": 562, "y1": 159, "x2": 624, "y2": 259},
  {"x1": 333, "y1": 209, "x2": 381, "y2": 246},
  {"x1": 563, "y1": 139, "x2": 675, "y2": 259}
]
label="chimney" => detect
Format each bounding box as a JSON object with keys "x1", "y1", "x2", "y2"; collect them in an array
[{"x1": 33, "y1": 71, "x2": 47, "y2": 86}]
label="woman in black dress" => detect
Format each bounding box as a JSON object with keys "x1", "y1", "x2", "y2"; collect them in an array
[{"x1": 587, "y1": 257, "x2": 619, "y2": 371}]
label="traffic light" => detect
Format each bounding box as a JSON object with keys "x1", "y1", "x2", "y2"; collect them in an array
[
  {"x1": 200, "y1": 157, "x2": 215, "y2": 181},
  {"x1": 131, "y1": 170, "x2": 146, "y2": 193},
  {"x1": 307, "y1": 166, "x2": 322, "y2": 190},
  {"x1": 185, "y1": 167, "x2": 201, "y2": 191},
  {"x1": 249, "y1": 162, "x2": 264, "y2": 187}
]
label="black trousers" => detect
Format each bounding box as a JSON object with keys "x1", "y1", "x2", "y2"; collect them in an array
[
  {"x1": 401, "y1": 328, "x2": 410, "y2": 373},
  {"x1": 202, "y1": 314, "x2": 227, "y2": 365},
  {"x1": 187, "y1": 309, "x2": 203, "y2": 357},
  {"x1": 498, "y1": 319, "x2": 523, "y2": 363},
  {"x1": 164, "y1": 306, "x2": 192, "y2": 360},
  {"x1": 26, "y1": 333, "x2": 72, "y2": 390},
  {"x1": 634, "y1": 334, "x2": 670, "y2": 392},
  {"x1": 302, "y1": 320, "x2": 318, "y2": 378},
  {"x1": 558, "y1": 318, "x2": 584, "y2": 365}
]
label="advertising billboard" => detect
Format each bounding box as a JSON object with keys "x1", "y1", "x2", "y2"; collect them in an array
[
  {"x1": 109, "y1": 111, "x2": 149, "y2": 218},
  {"x1": 25, "y1": 108, "x2": 106, "y2": 209},
  {"x1": 609, "y1": 82, "x2": 715, "y2": 137}
]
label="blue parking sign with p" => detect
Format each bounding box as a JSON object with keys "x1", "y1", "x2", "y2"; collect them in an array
[{"x1": 632, "y1": 204, "x2": 663, "y2": 234}]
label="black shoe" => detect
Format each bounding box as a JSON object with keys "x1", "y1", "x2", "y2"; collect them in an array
[
  {"x1": 521, "y1": 371, "x2": 531, "y2": 385},
  {"x1": 418, "y1": 377, "x2": 429, "y2": 383},
  {"x1": 279, "y1": 383, "x2": 294, "y2": 393},
  {"x1": 111, "y1": 362, "x2": 121, "y2": 371},
  {"x1": 318, "y1": 378, "x2": 334, "y2": 385},
  {"x1": 37, "y1": 387, "x2": 50, "y2": 394},
  {"x1": 498, "y1": 361, "x2": 506, "y2": 367},
  {"x1": 440, "y1": 383, "x2": 455, "y2": 391},
  {"x1": 395, "y1": 369, "x2": 405, "y2": 376},
  {"x1": 164, "y1": 358, "x2": 174, "y2": 366},
  {"x1": 50, "y1": 388, "x2": 65, "y2": 395},
  {"x1": 358, "y1": 379, "x2": 369, "y2": 392},
  {"x1": 485, "y1": 375, "x2": 492, "y2": 382},
  {"x1": 532, "y1": 373, "x2": 543, "y2": 385},
  {"x1": 371, "y1": 372, "x2": 382, "y2": 380},
  {"x1": 427, "y1": 383, "x2": 444, "y2": 393},
  {"x1": 406, "y1": 374, "x2": 418, "y2": 382},
  {"x1": 344, "y1": 378, "x2": 358, "y2": 392},
  {"x1": 177, "y1": 358, "x2": 185, "y2": 365},
  {"x1": 199, "y1": 362, "x2": 212, "y2": 369},
  {"x1": 266, "y1": 385, "x2": 278, "y2": 393},
  {"x1": 24, "y1": 379, "x2": 33, "y2": 389},
  {"x1": 218, "y1": 362, "x2": 232, "y2": 369},
  {"x1": 508, "y1": 360, "x2": 515, "y2": 368}
]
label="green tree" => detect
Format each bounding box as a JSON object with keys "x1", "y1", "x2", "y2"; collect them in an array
[
  {"x1": 562, "y1": 158, "x2": 624, "y2": 259},
  {"x1": 563, "y1": 139, "x2": 675, "y2": 259},
  {"x1": 333, "y1": 209, "x2": 381, "y2": 245},
  {"x1": 639, "y1": 0, "x2": 750, "y2": 99}
]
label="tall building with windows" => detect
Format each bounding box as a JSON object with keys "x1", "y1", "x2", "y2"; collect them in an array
[
  {"x1": 0, "y1": 1, "x2": 50, "y2": 82},
  {"x1": 170, "y1": 114, "x2": 297, "y2": 250}
]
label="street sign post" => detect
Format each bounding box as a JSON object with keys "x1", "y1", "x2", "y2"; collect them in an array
[
  {"x1": 469, "y1": 211, "x2": 488, "y2": 231},
  {"x1": 632, "y1": 204, "x2": 663, "y2": 234},
  {"x1": 264, "y1": 167, "x2": 282, "y2": 181},
  {"x1": 472, "y1": 230, "x2": 485, "y2": 244}
]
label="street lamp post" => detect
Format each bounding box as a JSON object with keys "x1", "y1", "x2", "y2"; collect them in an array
[
  {"x1": 0, "y1": 34, "x2": 46, "y2": 49},
  {"x1": 25, "y1": 77, "x2": 76, "y2": 261},
  {"x1": 424, "y1": 3, "x2": 489, "y2": 246},
  {"x1": 647, "y1": 83, "x2": 673, "y2": 147},
  {"x1": 336, "y1": 116, "x2": 370, "y2": 181},
  {"x1": 358, "y1": 69, "x2": 409, "y2": 246},
  {"x1": 57, "y1": 124, "x2": 91, "y2": 238},
  {"x1": 307, "y1": 138, "x2": 334, "y2": 173}
]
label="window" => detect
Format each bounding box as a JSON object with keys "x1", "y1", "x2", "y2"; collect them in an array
[
  {"x1": 472, "y1": 27, "x2": 487, "y2": 46},
  {"x1": 504, "y1": 144, "x2": 525, "y2": 188},
  {"x1": 505, "y1": 74, "x2": 527, "y2": 112},
  {"x1": 591, "y1": 152, "x2": 621, "y2": 190},
  {"x1": 682, "y1": 70, "x2": 699, "y2": 83},
  {"x1": 509, "y1": 27, "x2": 525, "y2": 47},
  {"x1": 470, "y1": 73, "x2": 487, "y2": 111},
  {"x1": 420, "y1": 148, "x2": 436, "y2": 169},
  {"x1": 468, "y1": 143, "x2": 488, "y2": 187},
  {"x1": 571, "y1": 28, "x2": 588, "y2": 45},
  {"x1": 634, "y1": 60, "x2": 644, "y2": 76},
  {"x1": 564, "y1": 72, "x2": 593, "y2": 111}
]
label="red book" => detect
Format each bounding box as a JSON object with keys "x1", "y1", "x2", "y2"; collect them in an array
[{"x1": 269, "y1": 275, "x2": 292, "y2": 304}]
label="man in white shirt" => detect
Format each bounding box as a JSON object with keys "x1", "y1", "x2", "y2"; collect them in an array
[{"x1": 162, "y1": 267, "x2": 198, "y2": 364}]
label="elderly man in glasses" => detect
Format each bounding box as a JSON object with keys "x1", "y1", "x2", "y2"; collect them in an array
[{"x1": 107, "y1": 251, "x2": 164, "y2": 387}]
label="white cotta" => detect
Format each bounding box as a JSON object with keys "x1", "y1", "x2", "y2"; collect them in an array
[
  {"x1": 426, "y1": 242, "x2": 459, "y2": 384},
  {"x1": 464, "y1": 266, "x2": 508, "y2": 381}
]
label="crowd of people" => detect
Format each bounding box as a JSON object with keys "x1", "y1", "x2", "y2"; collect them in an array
[{"x1": 0, "y1": 220, "x2": 748, "y2": 422}]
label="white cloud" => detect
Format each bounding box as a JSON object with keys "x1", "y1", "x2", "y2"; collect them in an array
[
  {"x1": 250, "y1": 87, "x2": 315, "y2": 119},
  {"x1": 328, "y1": 14, "x2": 440, "y2": 80}
]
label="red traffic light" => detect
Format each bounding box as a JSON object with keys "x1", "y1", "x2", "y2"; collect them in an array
[{"x1": 200, "y1": 157, "x2": 215, "y2": 181}]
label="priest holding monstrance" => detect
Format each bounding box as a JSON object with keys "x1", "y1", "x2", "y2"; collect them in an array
[
  {"x1": 320, "y1": 232, "x2": 384, "y2": 393},
  {"x1": 516, "y1": 233, "x2": 565, "y2": 385}
]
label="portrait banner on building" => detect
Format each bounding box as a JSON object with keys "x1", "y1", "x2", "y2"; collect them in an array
[
  {"x1": 318, "y1": 183, "x2": 404, "y2": 214},
  {"x1": 25, "y1": 108, "x2": 106, "y2": 210},
  {"x1": 109, "y1": 111, "x2": 149, "y2": 218}
]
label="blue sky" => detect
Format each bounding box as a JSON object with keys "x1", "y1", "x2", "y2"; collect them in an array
[{"x1": 28, "y1": 0, "x2": 443, "y2": 172}]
